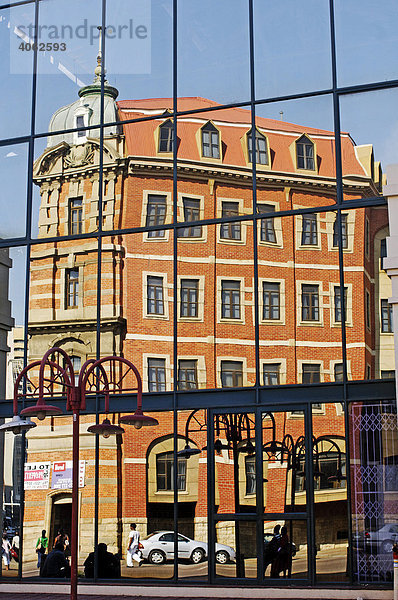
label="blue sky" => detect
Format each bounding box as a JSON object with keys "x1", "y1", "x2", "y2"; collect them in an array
[{"x1": 1, "y1": 0, "x2": 398, "y2": 324}]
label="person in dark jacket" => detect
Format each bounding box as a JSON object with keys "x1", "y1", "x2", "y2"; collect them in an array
[
  {"x1": 41, "y1": 542, "x2": 70, "y2": 578},
  {"x1": 84, "y1": 543, "x2": 120, "y2": 579}
]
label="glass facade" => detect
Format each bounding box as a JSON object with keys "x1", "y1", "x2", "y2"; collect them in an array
[{"x1": 0, "y1": 0, "x2": 397, "y2": 591}]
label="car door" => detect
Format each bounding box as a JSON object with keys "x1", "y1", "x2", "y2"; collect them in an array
[
  {"x1": 177, "y1": 534, "x2": 192, "y2": 559},
  {"x1": 157, "y1": 533, "x2": 175, "y2": 558}
]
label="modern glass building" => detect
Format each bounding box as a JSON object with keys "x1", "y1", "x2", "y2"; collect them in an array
[{"x1": 0, "y1": 0, "x2": 397, "y2": 593}]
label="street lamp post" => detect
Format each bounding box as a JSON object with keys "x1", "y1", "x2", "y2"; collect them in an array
[{"x1": 0, "y1": 347, "x2": 158, "y2": 600}]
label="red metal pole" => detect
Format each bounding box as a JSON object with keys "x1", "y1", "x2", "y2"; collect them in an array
[{"x1": 71, "y1": 403, "x2": 80, "y2": 600}]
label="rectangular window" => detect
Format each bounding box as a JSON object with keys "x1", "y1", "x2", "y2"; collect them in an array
[
  {"x1": 302, "y1": 284, "x2": 319, "y2": 321},
  {"x1": 263, "y1": 363, "x2": 280, "y2": 386},
  {"x1": 334, "y1": 363, "x2": 344, "y2": 382},
  {"x1": 333, "y1": 213, "x2": 348, "y2": 249},
  {"x1": 221, "y1": 280, "x2": 241, "y2": 319},
  {"x1": 159, "y1": 122, "x2": 174, "y2": 152},
  {"x1": 365, "y1": 218, "x2": 370, "y2": 256},
  {"x1": 220, "y1": 201, "x2": 241, "y2": 240},
  {"x1": 258, "y1": 204, "x2": 276, "y2": 243},
  {"x1": 245, "y1": 455, "x2": 256, "y2": 495},
  {"x1": 156, "y1": 451, "x2": 186, "y2": 491},
  {"x1": 263, "y1": 282, "x2": 280, "y2": 320},
  {"x1": 65, "y1": 268, "x2": 79, "y2": 309},
  {"x1": 180, "y1": 279, "x2": 198, "y2": 318},
  {"x1": 366, "y1": 291, "x2": 371, "y2": 329},
  {"x1": 148, "y1": 358, "x2": 166, "y2": 392},
  {"x1": 147, "y1": 276, "x2": 164, "y2": 315},
  {"x1": 178, "y1": 359, "x2": 198, "y2": 390},
  {"x1": 381, "y1": 370, "x2": 395, "y2": 379},
  {"x1": 177, "y1": 198, "x2": 202, "y2": 238},
  {"x1": 381, "y1": 299, "x2": 393, "y2": 333},
  {"x1": 221, "y1": 360, "x2": 243, "y2": 387},
  {"x1": 202, "y1": 128, "x2": 220, "y2": 158},
  {"x1": 380, "y1": 238, "x2": 387, "y2": 269},
  {"x1": 334, "y1": 286, "x2": 348, "y2": 323},
  {"x1": 301, "y1": 214, "x2": 318, "y2": 245},
  {"x1": 248, "y1": 133, "x2": 268, "y2": 165},
  {"x1": 302, "y1": 363, "x2": 321, "y2": 384},
  {"x1": 146, "y1": 194, "x2": 167, "y2": 238},
  {"x1": 69, "y1": 197, "x2": 83, "y2": 235},
  {"x1": 76, "y1": 115, "x2": 85, "y2": 137}
]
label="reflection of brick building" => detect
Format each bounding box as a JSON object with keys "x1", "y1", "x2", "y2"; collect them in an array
[{"x1": 22, "y1": 67, "x2": 393, "y2": 564}]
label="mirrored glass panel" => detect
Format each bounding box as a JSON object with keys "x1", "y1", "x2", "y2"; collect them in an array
[
  {"x1": 35, "y1": 0, "x2": 102, "y2": 137},
  {"x1": 177, "y1": 0, "x2": 250, "y2": 107},
  {"x1": 215, "y1": 520, "x2": 256, "y2": 579},
  {"x1": 213, "y1": 412, "x2": 255, "y2": 514},
  {"x1": 106, "y1": 0, "x2": 172, "y2": 104},
  {"x1": 254, "y1": 0, "x2": 332, "y2": 99},
  {"x1": 263, "y1": 519, "x2": 307, "y2": 580},
  {"x1": 95, "y1": 410, "x2": 175, "y2": 580},
  {"x1": 313, "y1": 403, "x2": 348, "y2": 582},
  {"x1": 350, "y1": 400, "x2": 398, "y2": 583},
  {"x1": 177, "y1": 410, "x2": 208, "y2": 581},
  {"x1": 335, "y1": 0, "x2": 398, "y2": 87},
  {"x1": 0, "y1": 3, "x2": 34, "y2": 140},
  {"x1": 0, "y1": 142, "x2": 29, "y2": 239},
  {"x1": 263, "y1": 410, "x2": 305, "y2": 514}
]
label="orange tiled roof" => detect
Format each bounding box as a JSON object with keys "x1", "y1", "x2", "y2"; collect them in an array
[{"x1": 117, "y1": 97, "x2": 366, "y2": 178}]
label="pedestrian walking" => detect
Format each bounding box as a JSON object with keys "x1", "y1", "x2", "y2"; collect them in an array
[
  {"x1": 126, "y1": 523, "x2": 143, "y2": 567},
  {"x1": 2, "y1": 533, "x2": 11, "y2": 570},
  {"x1": 36, "y1": 529, "x2": 49, "y2": 568}
]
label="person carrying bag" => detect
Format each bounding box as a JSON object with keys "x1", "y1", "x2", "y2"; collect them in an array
[{"x1": 36, "y1": 529, "x2": 49, "y2": 569}]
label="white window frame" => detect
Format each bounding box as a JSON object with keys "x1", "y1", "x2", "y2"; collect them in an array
[
  {"x1": 142, "y1": 354, "x2": 172, "y2": 393},
  {"x1": 257, "y1": 201, "x2": 283, "y2": 248},
  {"x1": 260, "y1": 358, "x2": 287, "y2": 386},
  {"x1": 258, "y1": 277, "x2": 285, "y2": 325},
  {"x1": 297, "y1": 280, "x2": 324, "y2": 326},
  {"x1": 217, "y1": 276, "x2": 246, "y2": 324},
  {"x1": 176, "y1": 193, "x2": 206, "y2": 242},
  {"x1": 177, "y1": 275, "x2": 205, "y2": 322},
  {"x1": 217, "y1": 197, "x2": 247, "y2": 245},
  {"x1": 143, "y1": 271, "x2": 170, "y2": 320},
  {"x1": 141, "y1": 190, "x2": 172, "y2": 242},
  {"x1": 217, "y1": 356, "x2": 248, "y2": 388},
  {"x1": 330, "y1": 283, "x2": 353, "y2": 327}
]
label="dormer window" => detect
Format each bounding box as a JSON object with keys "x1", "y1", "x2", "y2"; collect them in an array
[
  {"x1": 201, "y1": 122, "x2": 220, "y2": 159},
  {"x1": 296, "y1": 135, "x2": 315, "y2": 170},
  {"x1": 247, "y1": 129, "x2": 268, "y2": 165},
  {"x1": 159, "y1": 120, "x2": 174, "y2": 153},
  {"x1": 76, "y1": 115, "x2": 86, "y2": 138}
]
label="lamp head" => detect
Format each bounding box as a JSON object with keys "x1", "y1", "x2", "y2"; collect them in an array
[
  {"x1": 87, "y1": 418, "x2": 124, "y2": 438},
  {"x1": 120, "y1": 409, "x2": 159, "y2": 429},
  {"x1": 0, "y1": 415, "x2": 37, "y2": 435},
  {"x1": 21, "y1": 404, "x2": 63, "y2": 420},
  {"x1": 177, "y1": 444, "x2": 201, "y2": 459}
]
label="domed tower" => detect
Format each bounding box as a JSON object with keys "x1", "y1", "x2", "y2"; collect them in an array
[{"x1": 29, "y1": 54, "x2": 126, "y2": 366}]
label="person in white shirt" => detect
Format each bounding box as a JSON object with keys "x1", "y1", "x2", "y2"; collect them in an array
[
  {"x1": 2, "y1": 534, "x2": 11, "y2": 570},
  {"x1": 126, "y1": 523, "x2": 142, "y2": 567}
]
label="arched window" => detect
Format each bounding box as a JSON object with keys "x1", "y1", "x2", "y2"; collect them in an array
[
  {"x1": 296, "y1": 135, "x2": 315, "y2": 170},
  {"x1": 247, "y1": 129, "x2": 268, "y2": 165},
  {"x1": 158, "y1": 119, "x2": 174, "y2": 153},
  {"x1": 201, "y1": 122, "x2": 220, "y2": 159}
]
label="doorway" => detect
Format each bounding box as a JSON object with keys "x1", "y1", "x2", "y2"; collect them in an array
[{"x1": 50, "y1": 494, "x2": 72, "y2": 550}]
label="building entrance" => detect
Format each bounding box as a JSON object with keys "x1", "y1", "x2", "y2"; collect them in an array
[{"x1": 50, "y1": 495, "x2": 72, "y2": 550}]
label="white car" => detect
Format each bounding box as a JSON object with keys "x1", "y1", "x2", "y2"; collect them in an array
[{"x1": 139, "y1": 531, "x2": 236, "y2": 565}]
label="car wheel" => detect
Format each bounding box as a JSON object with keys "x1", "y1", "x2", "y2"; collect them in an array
[
  {"x1": 190, "y1": 548, "x2": 205, "y2": 564},
  {"x1": 215, "y1": 550, "x2": 229, "y2": 564},
  {"x1": 381, "y1": 540, "x2": 393, "y2": 554},
  {"x1": 148, "y1": 549, "x2": 166, "y2": 565}
]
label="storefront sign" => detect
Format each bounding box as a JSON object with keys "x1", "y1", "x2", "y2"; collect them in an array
[
  {"x1": 51, "y1": 460, "x2": 85, "y2": 489},
  {"x1": 24, "y1": 462, "x2": 51, "y2": 490}
]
